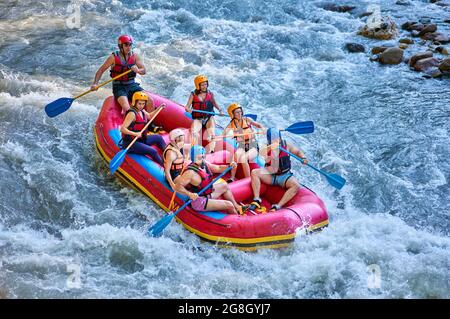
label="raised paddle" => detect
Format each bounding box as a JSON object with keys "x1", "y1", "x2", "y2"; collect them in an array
[
  {"x1": 148, "y1": 165, "x2": 233, "y2": 237},
  {"x1": 279, "y1": 146, "x2": 346, "y2": 190},
  {"x1": 184, "y1": 109, "x2": 258, "y2": 121},
  {"x1": 45, "y1": 69, "x2": 133, "y2": 118},
  {"x1": 213, "y1": 121, "x2": 315, "y2": 140},
  {"x1": 109, "y1": 104, "x2": 165, "y2": 174}
]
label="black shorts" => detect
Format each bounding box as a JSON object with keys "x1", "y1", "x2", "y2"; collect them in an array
[{"x1": 112, "y1": 81, "x2": 144, "y2": 100}]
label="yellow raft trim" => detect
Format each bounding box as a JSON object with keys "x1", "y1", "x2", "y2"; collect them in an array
[{"x1": 94, "y1": 128, "x2": 329, "y2": 249}]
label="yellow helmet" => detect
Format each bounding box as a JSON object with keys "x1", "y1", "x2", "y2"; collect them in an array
[
  {"x1": 194, "y1": 74, "x2": 208, "y2": 90},
  {"x1": 227, "y1": 102, "x2": 242, "y2": 118},
  {"x1": 131, "y1": 91, "x2": 149, "y2": 107}
]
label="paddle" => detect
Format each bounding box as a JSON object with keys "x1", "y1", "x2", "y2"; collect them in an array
[
  {"x1": 148, "y1": 165, "x2": 233, "y2": 237},
  {"x1": 45, "y1": 69, "x2": 132, "y2": 118},
  {"x1": 184, "y1": 109, "x2": 258, "y2": 121},
  {"x1": 279, "y1": 146, "x2": 346, "y2": 189},
  {"x1": 109, "y1": 105, "x2": 165, "y2": 174},
  {"x1": 213, "y1": 121, "x2": 314, "y2": 140}
]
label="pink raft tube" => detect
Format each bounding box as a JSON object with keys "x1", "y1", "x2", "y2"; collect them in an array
[{"x1": 94, "y1": 91, "x2": 329, "y2": 250}]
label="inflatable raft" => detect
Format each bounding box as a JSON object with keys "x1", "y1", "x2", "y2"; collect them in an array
[{"x1": 94, "y1": 92, "x2": 329, "y2": 250}]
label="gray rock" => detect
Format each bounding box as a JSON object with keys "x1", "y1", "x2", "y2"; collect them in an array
[
  {"x1": 408, "y1": 51, "x2": 434, "y2": 67},
  {"x1": 413, "y1": 57, "x2": 440, "y2": 71},
  {"x1": 379, "y1": 47, "x2": 404, "y2": 64},
  {"x1": 371, "y1": 46, "x2": 388, "y2": 54},
  {"x1": 399, "y1": 38, "x2": 414, "y2": 44},
  {"x1": 345, "y1": 43, "x2": 366, "y2": 53},
  {"x1": 419, "y1": 24, "x2": 438, "y2": 36},
  {"x1": 439, "y1": 57, "x2": 450, "y2": 71},
  {"x1": 322, "y1": 4, "x2": 356, "y2": 12}
]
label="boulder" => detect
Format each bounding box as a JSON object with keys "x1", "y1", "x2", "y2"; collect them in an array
[
  {"x1": 322, "y1": 4, "x2": 356, "y2": 12},
  {"x1": 345, "y1": 43, "x2": 366, "y2": 53},
  {"x1": 399, "y1": 38, "x2": 414, "y2": 44},
  {"x1": 408, "y1": 51, "x2": 433, "y2": 67},
  {"x1": 413, "y1": 57, "x2": 440, "y2": 71},
  {"x1": 439, "y1": 57, "x2": 450, "y2": 71},
  {"x1": 435, "y1": 46, "x2": 449, "y2": 55},
  {"x1": 379, "y1": 47, "x2": 404, "y2": 64},
  {"x1": 419, "y1": 24, "x2": 437, "y2": 36},
  {"x1": 371, "y1": 46, "x2": 388, "y2": 54},
  {"x1": 402, "y1": 22, "x2": 424, "y2": 32},
  {"x1": 358, "y1": 16, "x2": 398, "y2": 40}
]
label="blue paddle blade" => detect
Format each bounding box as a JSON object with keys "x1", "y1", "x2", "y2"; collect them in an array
[
  {"x1": 109, "y1": 149, "x2": 127, "y2": 174},
  {"x1": 45, "y1": 97, "x2": 74, "y2": 118},
  {"x1": 245, "y1": 114, "x2": 257, "y2": 121},
  {"x1": 285, "y1": 121, "x2": 314, "y2": 134},
  {"x1": 326, "y1": 173, "x2": 346, "y2": 190},
  {"x1": 148, "y1": 213, "x2": 176, "y2": 237}
]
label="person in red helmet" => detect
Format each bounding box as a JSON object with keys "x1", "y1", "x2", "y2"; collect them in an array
[{"x1": 91, "y1": 35, "x2": 147, "y2": 113}]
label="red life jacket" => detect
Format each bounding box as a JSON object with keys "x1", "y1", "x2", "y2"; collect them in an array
[
  {"x1": 186, "y1": 163, "x2": 214, "y2": 196},
  {"x1": 191, "y1": 91, "x2": 214, "y2": 119},
  {"x1": 122, "y1": 107, "x2": 148, "y2": 143},
  {"x1": 266, "y1": 139, "x2": 291, "y2": 175},
  {"x1": 163, "y1": 144, "x2": 185, "y2": 180},
  {"x1": 110, "y1": 51, "x2": 136, "y2": 83}
]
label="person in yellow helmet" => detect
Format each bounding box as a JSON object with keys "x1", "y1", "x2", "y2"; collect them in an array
[
  {"x1": 120, "y1": 92, "x2": 166, "y2": 165},
  {"x1": 91, "y1": 35, "x2": 147, "y2": 113},
  {"x1": 223, "y1": 103, "x2": 264, "y2": 183},
  {"x1": 185, "y1": 75, "x2": 224, "y2": 153}
]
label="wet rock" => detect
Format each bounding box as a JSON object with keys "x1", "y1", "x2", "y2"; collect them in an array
[
  {"x1": 402, "y1": 22, "x2": 424, "y2": 31},
  {"x1": 399, "y1": 38, "x2": 414, "y2": 44},
  {"x1": 419, "y1": 24, "x2": 437, "y2": 36},
  {"x1": 435, "y1": 46, "x2": 449, "y2": 55},
  {"x1": 358, "y1": 16, "x2": 398, "y2": 40},
  {"x1": 421, "y1": 32, "x2": 450, "y2": 43},
  {"x1": 322, "y1": 4, "x2": 356, "y2": 13},
  {"x1": 345, "y1": 43, "x2": 365, "y2": 53},
  {"x1": 408, "y1": 51, "x2": 433, "y2": 67},
  {"x1": 425, "y1": 68, "x2": 442, "y2": 78},
  {"x1": 439, "y1": 57, "x2": 450, "y2": 71},
  {"x1": 434, "y1": 33, "x2": 450, "y2": 43},
  {"x1": 379, "y1": 47, "x2": 404, "y2": 64},
  {"x1": 371, "y1": 46, "x2": 388, "y2": 54},
  {"x1": 413, "y1": 57, "x2": 440, "y2": 71}
]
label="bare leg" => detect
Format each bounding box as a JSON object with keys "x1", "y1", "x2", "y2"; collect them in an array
[
  {"x1": 204, "y1": 198, "x2": 236, "y2": 214},
  {"x1": 117, "y1": 96, "x2": 130, "y2": 113},
  {"x1": 204, "y1": 117, "x2": 216, "y2": 153},
  {"x1": 231, "y1": 148, "x2": 245, "y2": 179},
  {"x1": 191, "y1": 120, "x2": 202, "y2": 147},
  {"x1": 250, "y1": 168, "x2": 272, "y2": 200},
  {"x1": 277, "y1": 176, "x2": 300, "y2": 208},
  {"x1": 210, "y1": 183, "x2": 240, "y2": 213}
]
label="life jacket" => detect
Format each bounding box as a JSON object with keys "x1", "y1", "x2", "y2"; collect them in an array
[
  {"x1": 228, "y1": 117, "x2": 256, "y2": 145},
  {"x1": 186, "y1": 163, "x2": 214, "y2": 196},
  {"x1": 110, "y1": 51, "x2": 136, "y2": 83},
  {"x1": 266, "y1": 139, "x2": 291, "y2": 175},
  {"x1": 163, "y1": 144, "x2": 185, "y2": 180},
  {"x1": 191, "y1": 91, "x2": 214, "y2": 119},
  {"x1": 122, "y1": 107, "x2": 148, "y2": 144}
]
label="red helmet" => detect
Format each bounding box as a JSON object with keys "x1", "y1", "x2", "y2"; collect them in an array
[{"x1": 118, "y1": 35, "x2": 133, "y2": 45}]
